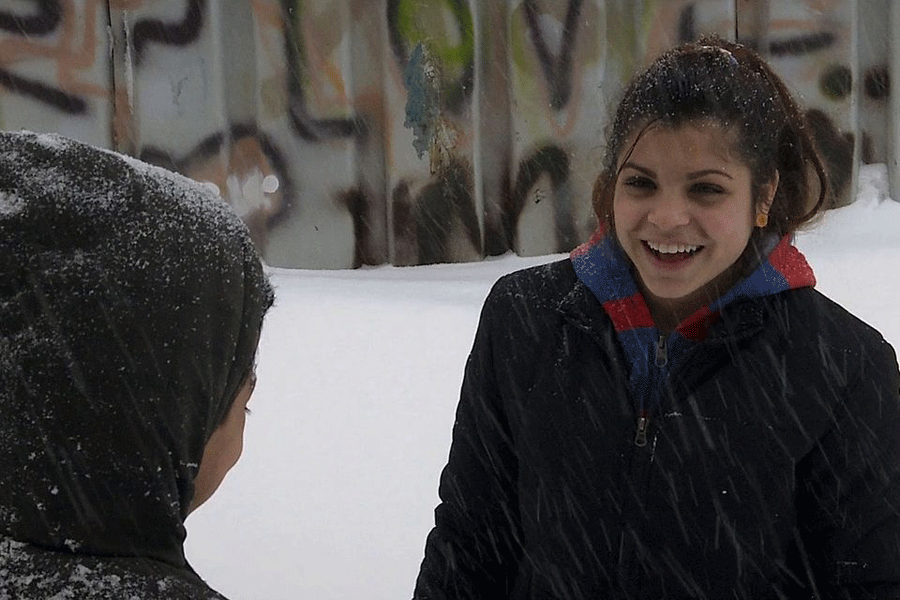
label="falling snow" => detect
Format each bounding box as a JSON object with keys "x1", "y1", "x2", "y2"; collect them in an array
[{"x1": 185, "y1": 164, "x2": 900, "y2": 600}]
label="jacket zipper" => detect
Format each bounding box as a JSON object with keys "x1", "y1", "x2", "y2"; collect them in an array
[
  {"x1": 634, "y1": 411, "x2": 650, "y2": 447},
  {"x1": 634, "y1": 334, "x2": 668, "y2": 446},
  {"x1": 655, "y1": 332, "x2": 668, "y2": 367}
]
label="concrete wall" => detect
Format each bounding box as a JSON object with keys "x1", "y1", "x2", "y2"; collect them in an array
[{"x1": 0, "y1": 0, "x2": 891, "y2": 268}]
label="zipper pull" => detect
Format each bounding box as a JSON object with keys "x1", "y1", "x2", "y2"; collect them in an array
[
  {"x1": 635, "y1": 414, "x2": 650, "y2": 447},
  {"x1": 655, "y1": 334, "x2": 668, "y2": 367}
]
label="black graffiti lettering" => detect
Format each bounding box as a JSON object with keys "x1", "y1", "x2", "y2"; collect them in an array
[
  {"x1": 506, "y1": 145, "x2": 573, "y2": 252},
  {"x1": 769, "y1": 31, "x2": 835, "y2": 56},
  {"x1": 281, "y1": 0, "x2": 364, "y2": 141},
  {"x1": 522, "y1": 0, "x2": 583, "y2": 110},
  {"x1": 483, "y1": 173, "x2": 512, "y2": 258},
  {"x1": 391, "y1": 181, "x2": 417, "y2": 266},
  {"x1": 0, "y1": 0, "x2": 81, "y2": 113},
  {"x1": 0, "y1": 0, "x2": 61, "y2": 35},
  {"x1": 0, "y1": 68, "x2": 87, "y2": 114},
  {"x1": 340, "y1": 188, "x2": 376, "y2": 268},
  {"x1": 386, "y1": 0, "x2": 474, "y2": 115},
  {"x1": 132, "y1": 0, "x2": 205, "y2": 65},
  {"x1": 391, "y1": 159, "x2": 480, "y2": 265},
  {"x1": 678, "y1": 4, "x2": 696, "y2": 44},
  {"x1": 864, "y1": 65, "x2": 889, "y2": 100},
  {"x1": 140, "y1": 123, "x2": 292, "y2": 206},
  {"x1": 804, "y1": 108, "x2": 852, "y2": 204},
  {"x1": 820, "y1": 63, "x2": 853, "y2": 100},
  {"x1": 139, "y1": 122, "x2": 293, "y2": 246}
]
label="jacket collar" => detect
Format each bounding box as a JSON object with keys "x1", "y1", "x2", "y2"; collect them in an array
[
  {"x1": 568, "y1": 230, "x2": 816, "y2": 342},
  {"x1": 564, "y1": 230, "x2": 815, "y2": 407}
]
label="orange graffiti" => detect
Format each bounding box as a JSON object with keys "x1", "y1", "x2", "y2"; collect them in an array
[{"x1": 0, "y1": 0, "x2": 109, "y2": 100}]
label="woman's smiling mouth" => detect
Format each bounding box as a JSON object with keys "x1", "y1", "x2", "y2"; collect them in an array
[{"x1": 643, "y1": 240, "x2": 703, "y2": 263}]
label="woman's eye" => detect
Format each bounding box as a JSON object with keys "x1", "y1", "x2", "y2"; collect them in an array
[
  {"x1": 624, "y1": 176, "x2": 655, "y2": 190},
  {"x1": 691, "y1": 182, "x2": 725, "y2": 195}
]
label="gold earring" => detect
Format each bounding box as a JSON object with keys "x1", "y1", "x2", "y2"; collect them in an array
[{"x1": 756, "y1": 213, "x2": 768, "y2": 228}]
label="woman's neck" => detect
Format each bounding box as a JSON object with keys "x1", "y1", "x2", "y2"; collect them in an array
[
  {"x1": 642, "y1": 282, "x2": 722, "y2": 335},
  {"x1": 637, "y1": 256, "x2": 749, "y2": 335},
  {"x1": 645, "y1": 297, "x2": 689, "y2": 335}
]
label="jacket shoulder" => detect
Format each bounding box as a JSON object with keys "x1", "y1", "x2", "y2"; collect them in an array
[
  {"x1": 0, "y1": 537, "x2": 229, "y2": 600},
  {"x1": 767, "y1": 288, "x2": 900, "y2": 403},
  {"x1": 459, "y1": 259, "x2": 582, "y2": 365},
  {"x1": 486, "y1": 258, "x2": 578, "y2": 310},
  {"x1": 781, "y1": 288, "x2": 894, "y2": 354},
  {"x1": 479, "y1": 258, "x2": 617, "y2": 350}
]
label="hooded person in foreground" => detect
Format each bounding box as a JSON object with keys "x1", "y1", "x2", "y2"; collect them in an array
[{"x1": 0, "y1": 130, "x2": 274, "y2": 598}]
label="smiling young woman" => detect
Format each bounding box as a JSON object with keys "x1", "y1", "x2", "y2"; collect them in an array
[{"x1": 414, "y1": 36, "x2": 900, "y2": 600}]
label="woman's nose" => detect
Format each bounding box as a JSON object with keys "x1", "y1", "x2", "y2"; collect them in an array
[{"x1": 646, "y1": 193, "x2": 690, "y2": 229}]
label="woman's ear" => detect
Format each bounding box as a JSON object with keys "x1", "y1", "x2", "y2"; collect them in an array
[{"x1": 760, "y1": 170, "x2": 780, "y2": 216}]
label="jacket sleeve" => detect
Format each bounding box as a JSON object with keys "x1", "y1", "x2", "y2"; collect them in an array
[
  {"x1": 798, "y1": 334, "x2": 900, "y2": 599},
  {"x1": 413, "y1": 277, "x2": 524, "y2": 600}
]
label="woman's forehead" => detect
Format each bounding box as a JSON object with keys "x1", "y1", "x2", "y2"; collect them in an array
[{"x1": 619, "y1": 120, "x2": 743, "y2": 166}]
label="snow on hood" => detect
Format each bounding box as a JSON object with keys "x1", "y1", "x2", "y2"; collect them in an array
[{"x1": 0, "y1": 130, "x2": 274, "y2": 569}]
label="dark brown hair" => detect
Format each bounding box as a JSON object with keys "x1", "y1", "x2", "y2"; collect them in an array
[{"x1": 592, "y1": 36, "x2": 829, "y2": 239}]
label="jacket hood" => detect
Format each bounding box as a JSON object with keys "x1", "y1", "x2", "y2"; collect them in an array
[
  {"x1": 571, "y1": 230, "x2": 816, "y2": 338},
  {"x1": 0, "y1": 131, "x2": 274, "y2": 568},
  {"x1": 570, "y1": 230, "x2": 815, "y2": 413}
]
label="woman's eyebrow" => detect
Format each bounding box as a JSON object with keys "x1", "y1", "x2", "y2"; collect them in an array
[
  {"x1": 620, "y1": 162, "x2": 654, "y2": 177},
  {"x1": 687, "y1": 169, "x2": 733, "y2": 180},
  {"x1": 620, "y1": 164, "x2": 733, "y2": 180}
]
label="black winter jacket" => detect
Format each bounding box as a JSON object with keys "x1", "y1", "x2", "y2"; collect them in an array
[{"x1": 414, "y1": 259, "x2": 900, "y2": 600}]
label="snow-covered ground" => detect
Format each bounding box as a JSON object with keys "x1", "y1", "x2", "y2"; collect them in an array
[{"x1": 184, "y1": 164, "x2": 900, "y2": 600}]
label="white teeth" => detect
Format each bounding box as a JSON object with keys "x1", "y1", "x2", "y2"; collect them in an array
[{"x1": 647, "y1": 241, "x2": 700, "y2": 254}]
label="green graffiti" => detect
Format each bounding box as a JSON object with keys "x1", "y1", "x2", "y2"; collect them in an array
[{"x1": 394, "y1": 0, "x2": 474, "y2": 74}]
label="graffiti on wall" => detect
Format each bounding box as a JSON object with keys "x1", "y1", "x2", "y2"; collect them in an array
[
  {"x1": 0, "y1": 1, "x2": 99, "y2": 117},
  {"x1": 0, "y1": 0, "x2": 891, "y2": 268}
]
